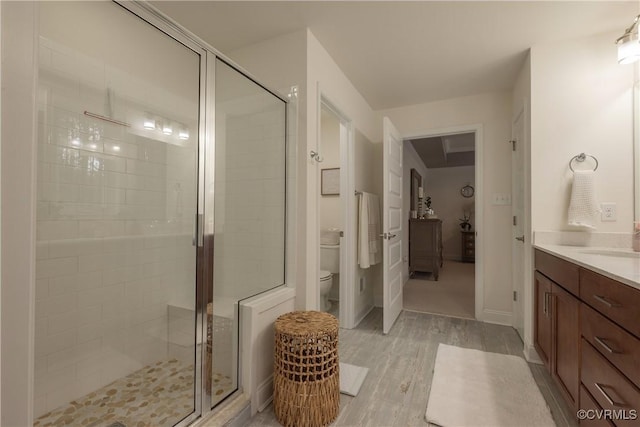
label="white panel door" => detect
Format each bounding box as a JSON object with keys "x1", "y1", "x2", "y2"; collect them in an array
[
  {"x1": 383, "y1": 117, "x2": 403, "y2": 334},
  {"x1": 512, "y1": 109, "x2": 525, "y2": 340}
]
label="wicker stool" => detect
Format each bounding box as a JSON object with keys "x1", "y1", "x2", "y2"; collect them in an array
[{"x1": 273, "y1": 310, "x2": 339, "y2": 427}]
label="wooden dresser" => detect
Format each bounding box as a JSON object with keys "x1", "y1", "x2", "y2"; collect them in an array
[
  {"x1": 461, "y1": 231, "x2": 475, "y2": 263},
  {"x1": 409, "y1": 219, "x2": 443, "y2": 280},
  {"x1": 534, "y1": 249, "x2": 640, "y2": 425}
]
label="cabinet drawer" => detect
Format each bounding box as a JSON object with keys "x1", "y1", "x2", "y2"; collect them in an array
[
  {"x1": 581, "y1": 339, "x2": 640, "y2": 427},
  {"x1": 464, "y1": 249, "x2": 475, "y2": 257},
  {"x1": 535, "y1": 250, "x2": 579, "y2": 296},
  {"x1": 580, "y1": 385, "x2": 615, "y2": 427},
  {"x1": 580, "y1": 269, "x2": 640, "y2": 339},
  {"x1": 582, "y1": 304, "x2": 640, "y2": 389}
]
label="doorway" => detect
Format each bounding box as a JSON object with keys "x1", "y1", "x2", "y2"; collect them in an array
[
  {"x1": 316, "y1": 96, "x2": 356, "y2": 328},
  {"x1": 318, "y1": 106, "x2": 343, "y2": 319},
  {"x1": 401, "y1": 126, "x2": 483, "y2": 320}
]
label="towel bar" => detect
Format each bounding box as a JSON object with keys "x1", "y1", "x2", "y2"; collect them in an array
[{"x1": 569, "y1": 153, "x2": 598, "y2": 172}]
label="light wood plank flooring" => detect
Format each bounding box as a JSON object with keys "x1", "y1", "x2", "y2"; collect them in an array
[{"x1": 246, "y1": 308, "x2": 577, "y2": 427}]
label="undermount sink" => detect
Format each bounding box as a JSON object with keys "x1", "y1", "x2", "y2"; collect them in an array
[{"x1": 578, "y1": 249, "x2": 640, "y2": 259}]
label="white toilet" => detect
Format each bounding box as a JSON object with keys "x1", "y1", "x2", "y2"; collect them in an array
[
  {"x1": 320, "y1": 229, "x2": 341, "y2": 312},
  {"x1": 319, "y1": 270, "x2": 333, "y2": 311}
]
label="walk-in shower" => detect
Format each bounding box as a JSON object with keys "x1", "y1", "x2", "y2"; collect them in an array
[{"x1": 33, "y1": 2, "x2": 287, "y2": 426}]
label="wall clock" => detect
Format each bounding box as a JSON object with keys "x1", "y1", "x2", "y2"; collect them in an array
[{"x1": 461, "y1": 184, "x2": 474, "y2": 198}]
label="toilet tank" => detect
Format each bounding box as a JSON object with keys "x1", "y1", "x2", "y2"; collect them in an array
[
  {"x1": 320, "y1": 244, "x2": 340, "y2": 273},
  {"x1": 320, "y1": 228, "x2": 340, "y2": 245},
  {"x1": 320, "y1": 229, "x2": 340, "y2": 273}
]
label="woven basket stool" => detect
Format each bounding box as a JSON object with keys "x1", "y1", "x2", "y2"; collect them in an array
[{"x1": 273, "y1": 310, "x2": 339, "y2": 427}]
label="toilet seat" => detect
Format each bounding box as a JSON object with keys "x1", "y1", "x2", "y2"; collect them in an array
[{"x1": 320, "y1": 270, "x2": 332, "y2": 281}]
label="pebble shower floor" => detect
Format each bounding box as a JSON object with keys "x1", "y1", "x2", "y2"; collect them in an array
[{"x1": 34, "y1": 359, "x2": 232, "y2": 427}]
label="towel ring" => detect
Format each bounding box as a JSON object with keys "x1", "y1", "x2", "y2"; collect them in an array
[{"x1": 569, "y1": 153, "x2": 598, "y2": 172}]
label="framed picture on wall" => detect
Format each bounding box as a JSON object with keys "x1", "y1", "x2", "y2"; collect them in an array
[{"x1": 321, "y1": 168, "x2": 340, "y2": 195}]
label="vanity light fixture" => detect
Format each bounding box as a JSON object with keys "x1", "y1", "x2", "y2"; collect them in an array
[
  {"x1": 178, "y1": 125, "x2": 189, "y2": 140},
  {"x1": 143, "y1": 113, "x2": 156, "y2": 130},
  {"x1": 162, "y1": 121, "x2": 173, "y2": 136},
  {"x1": 616, "y1": 14, "x2": 640, "y2": 64}
]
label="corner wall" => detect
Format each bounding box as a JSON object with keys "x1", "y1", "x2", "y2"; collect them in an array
[
  {"x1": 379, "y1": 92, "x2": 514, "y2": 323},
  {"x1": 1, "y1": 2, "x2": 38, "y2": 425}
]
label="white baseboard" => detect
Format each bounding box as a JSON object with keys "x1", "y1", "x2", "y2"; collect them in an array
[
  {"x1": 480, "y1": 309, "x2": 513, "y2": 326},
  {"x1": 256, "y1": 376, "x2": 273, "y2": 412},
  {"x1": 523, "y1": 343, "x2": 543, "y2": 364},
  {"x1": 354, "y1": 304, "x2": 374, "y2": 328}
]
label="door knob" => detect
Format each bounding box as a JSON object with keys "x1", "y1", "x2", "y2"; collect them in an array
[
  {"x1": 379, "y1": 233, "x2": 397, "y2": 240},
  {"x1": 515, "y1": 235, "x2": 525, "y2": 243}
]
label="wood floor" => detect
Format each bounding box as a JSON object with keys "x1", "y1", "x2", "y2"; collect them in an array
[{"x1": 246, "y1": 308, "x2": 577, "y2": 427}]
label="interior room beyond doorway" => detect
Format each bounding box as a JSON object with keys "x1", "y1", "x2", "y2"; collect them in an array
[{"x1": 403, "y1": 131, "x2": 477, "y2": 319}]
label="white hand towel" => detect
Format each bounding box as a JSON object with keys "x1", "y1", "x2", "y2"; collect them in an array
[
  {"x1": 567, "y1": 170, "x2": 599, "y2": 229},
  {"x1": 358, "y1": 192, "x2": 381, "y2": 268}
]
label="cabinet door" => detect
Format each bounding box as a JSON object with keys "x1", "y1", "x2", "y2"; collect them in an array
[
  {"x1": 534, "y1": 271, "x2": 552, "y2": 368},
  {"x1": 552, "y1": 282, "x2": 580, "y2": 410}
]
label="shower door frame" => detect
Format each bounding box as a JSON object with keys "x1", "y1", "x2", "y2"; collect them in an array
[
  {"x1": 112, "y1": 2, "x2": 214, "y2": 423},
  {"x1": 116, "y1": 1, "x2": 291, "y2": 424}
]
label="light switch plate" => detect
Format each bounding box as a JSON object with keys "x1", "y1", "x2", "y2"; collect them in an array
[
  {"x1": 492, "y1": 193, "x2": 511, "y2": 206},
  {"x1": 601, "y1": 203, "x2": 617, "y2": 222}
]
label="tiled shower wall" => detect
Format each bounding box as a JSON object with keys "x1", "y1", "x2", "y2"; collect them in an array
[
  {"x1": 213, "y1": 105, "x2": 286, "y2": 301},
  {"x1": 34, "y1": 38, "x2": 197, "y2": 416}
]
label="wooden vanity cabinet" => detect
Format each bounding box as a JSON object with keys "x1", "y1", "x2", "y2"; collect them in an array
[
  {"x1": 551, "y1": 282, "x2": 580, "y2": 410},
  {"x1": 534, "y1": 249, "x2": 640, "y2": 425},
  {"x1": 534, "y1": 251, "x2": 580, "y2": 410},
  {"x1": 534, "y1": 271, "x2": 552, "y2": 367}
]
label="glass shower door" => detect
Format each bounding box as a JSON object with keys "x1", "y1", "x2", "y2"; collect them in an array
[
  {"x1": 34, "y1": 2, "x2": 202, "y2": 426},
  {"x1": 208, "y1": 59, "x2": 287, "y2": 407}
]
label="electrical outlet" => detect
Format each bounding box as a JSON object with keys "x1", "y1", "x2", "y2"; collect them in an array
[
  {"x1": 601, "y1": 203, "x2": 617, "y2": 222},
  {"x1": 359, "y1": 277, "x2": 365, "y2": 293}
]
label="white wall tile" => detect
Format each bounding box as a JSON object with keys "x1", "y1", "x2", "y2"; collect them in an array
[
  {"x1": 36, "y1": 257, "x2": 78, "y2": 279},
  {"x1": 77, "y1": 220, "x2": 125, "y2": 238}
]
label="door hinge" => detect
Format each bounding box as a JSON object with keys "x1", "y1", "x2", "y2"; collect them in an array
[
  {"x1": 513, "y1": 291, "x2": 517, "y2": 302},
  {"x1": 513, "y1": 215, "x2": 517, "y2": 226},
  {"x1": 510, "y1": 140, "x2": 516, "y2": 151}
]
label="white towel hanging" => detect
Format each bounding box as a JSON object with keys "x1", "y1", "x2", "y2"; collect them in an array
[
  {"x1": 358, "y1": 192, "x2": 381, "y2": 268},
  {"x1": 567, "y1": 170, "x2": 599, "y2": 229}
]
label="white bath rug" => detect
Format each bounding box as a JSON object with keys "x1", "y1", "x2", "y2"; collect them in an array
[
  {"x1": 339, "y1": 362, "x2": 369, "y2": 397},
  {"x1": 425, "y1": 344, "x2": 555, "y2": 427}
]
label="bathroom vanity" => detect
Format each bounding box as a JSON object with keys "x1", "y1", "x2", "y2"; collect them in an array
[{"x1": 533, "y1": 245, "x2": 640, "y2": 425}]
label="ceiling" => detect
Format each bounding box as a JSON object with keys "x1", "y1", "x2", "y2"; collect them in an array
[
  {"x1": 410, "y1": 133, "x2": 475, "y2": 168},
  {"x1": 152, "y1": 1, "x2": 637, "y2": 110}
]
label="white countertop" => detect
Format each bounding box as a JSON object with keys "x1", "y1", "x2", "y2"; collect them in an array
[{"x1": 534, "y1": 244, "x2": 640, "y2": 291}]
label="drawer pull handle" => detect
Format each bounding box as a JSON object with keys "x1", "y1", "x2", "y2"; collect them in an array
[
  {"x1": 543, "y1": 292, "x2": 549, "y2": 316},
  {"x1": 594, "y1": 336, "x2": 619, "y2": 354},
  {"x1": 594, "y1": 383, "x2": 625, "y2": 407},
  {"x1": 593, "y1": 295, "x2": 621, "y2": 308}
]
